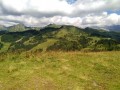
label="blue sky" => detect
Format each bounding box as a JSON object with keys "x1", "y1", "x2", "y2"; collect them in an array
[
  {"x1": 0, "y1": 0, "x2": 120, "y2": 27},
  {"x1": 66, "y1": 0, "x2": 77, "y2": 4},
  {"x1": 107, "y1": 10, "x2": 120, "y2": 15}
]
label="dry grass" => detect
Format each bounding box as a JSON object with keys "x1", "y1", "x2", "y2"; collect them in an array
[{"x1": 0, "y1": 51, "x2": 120, "y2": 90}]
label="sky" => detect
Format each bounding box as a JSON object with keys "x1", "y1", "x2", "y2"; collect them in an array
[{"x1": 0, "y1": 0, "x2": 120, "y2": 27}]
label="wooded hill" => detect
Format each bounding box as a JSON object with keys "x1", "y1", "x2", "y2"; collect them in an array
[{"x1": 0, "y1": 24, "x2": 120, "y2": 53}]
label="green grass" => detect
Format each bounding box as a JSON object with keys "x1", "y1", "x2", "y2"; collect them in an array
[
  {"x1": 0, "y1": 36, "x2": 11, "y2": 53},
  {"x1": 0, "y1": 43, "x2": 11, "y2": 53},
  {"x1": 0, "y1": 51, "x2": 120, "y2": 90},
  {"x1": 56, "y1": 29, "x2": 69, "y2": 38},
  {"x1": 31, "y1": 39, "x2": 58, "y2": 52},
  {"x1": 23, "y1": 37, "x2": 35, "y2": 45}
]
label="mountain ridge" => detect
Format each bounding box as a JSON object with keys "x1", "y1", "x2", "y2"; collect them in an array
[
  {"x1": 1, "y1": 23, "x2": 120, "y2": 32},
  {"x1": 0, "y1": 24, "x2": 120, "y2": 53}
]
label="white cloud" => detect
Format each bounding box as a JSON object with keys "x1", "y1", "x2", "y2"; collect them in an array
[
  {"x1": 0, "y1": 0, "x2": 120, "y2": 27},
  {"x1": 106, "y1": 13, "x2": 119, "y2": 25},
  {"x1": 0, "y1": 0, "x2": 73, "y2": 15},
  {"x1": 0, "y1": 20, "x2": 17, "y2": 26}
]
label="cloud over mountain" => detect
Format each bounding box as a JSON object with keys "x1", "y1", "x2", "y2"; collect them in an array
[{"x1": 0, "y1": 0, "x2": 120, "y2": 27}]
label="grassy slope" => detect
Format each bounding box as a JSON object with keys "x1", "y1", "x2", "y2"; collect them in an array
[
  {"x1": 31, "y1": 39, "x2": 58, "y2": 52},
  {"x1": 0, "y1": 36, "x2": 11, "y2": 53},
  {"x1": 0, "y1": 51, "x2": 120, "y2": 90}
]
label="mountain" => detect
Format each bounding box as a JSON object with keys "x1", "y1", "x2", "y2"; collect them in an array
[
  {"x1": 0, "y1": 24, "x2": 120, "y2": 53},
  {"x1": 92, "y1": 25, "x2": 120, "y2": 32},
  {"x1": 0, "y1": 25, "x2": 7, "y2": 31},
  {"x1": 45, "y1": 24, "x2": 61, "y2": 28},
  {"x1": 7, "y1": 24, "x2": 26, "y2": 32},
  {"x1": 7, "y1": 24, "x2": 41, "y2": 32},
  {"x1": 105, "y1": 25, "x2": 120, "y2": 32}
]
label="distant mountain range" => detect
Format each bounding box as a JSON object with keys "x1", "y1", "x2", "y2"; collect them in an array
[
  {"x1": 0, "y1": 25, "x2": 7, "y2": 31},
  {"x1": 0, "y1": 24, "x2": 41, "y2": 32},
  {"x1": 0, "y1": 24, "x2": 120, "y2": 32},
  {"x1": 0, "y1": 24, "x2": 120, "y2": 53},
  {"x1": 92, "y1": 25, "x2": 120, "y2": 32},
  {"x1": 105, "y1": 25, "x2": 120, "y2": 32}
]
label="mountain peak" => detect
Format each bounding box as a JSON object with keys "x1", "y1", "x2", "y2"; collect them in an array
[
  {"x1": 11, "y1": 24, "x2": 25, "y2": 27},
  {"x1": 8, "y1": 24, "x2": 26, "y2": 32},
  {"x1": 46, "y1": 24, "x2": 61, "y2": 28},
  {"x1": 0, "y1": 25, "x2": 7, "y2": 31}
]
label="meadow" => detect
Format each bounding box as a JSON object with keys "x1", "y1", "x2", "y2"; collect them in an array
[{"x1": 0, "y1": 51, "x2": 120, "y2": 90}]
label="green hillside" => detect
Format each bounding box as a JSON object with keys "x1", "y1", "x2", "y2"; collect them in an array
[
  {"x1": 8, "y1": 24, "x2": 26, "y2": 32},
  {"x1": 0, "y1": 24, "x2": 120, "y2": 53}
]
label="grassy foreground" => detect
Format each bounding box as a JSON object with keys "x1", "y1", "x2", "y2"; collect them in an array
[{"x1": 0, "y1": 51, "x2": 120, "y2": 90}]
